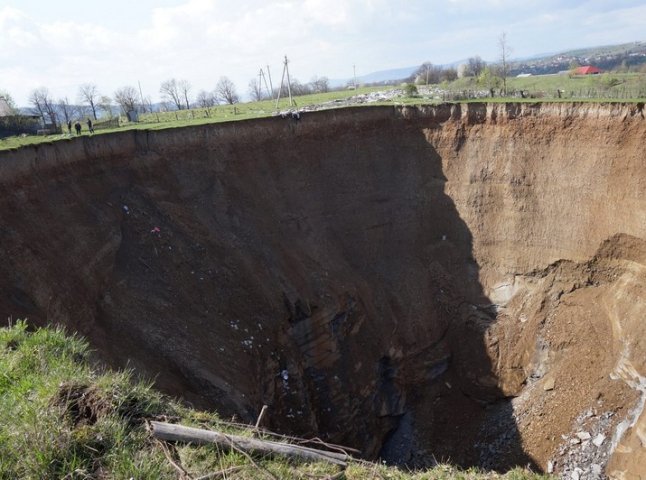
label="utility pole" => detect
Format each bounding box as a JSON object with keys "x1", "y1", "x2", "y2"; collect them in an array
[
  {"x1": 284, "y1": 56, "x2": 293, "y2": 107},
  {"x1": 266, "y1": 65, "x2": 274, "y2": 99},
  {"x1": 259, "y1": 68, "x2": 271, "y2": 99},
  {"x1": 499, "y1": 32, "x2": 511, "y2": 96},
  {"x1": 353, "y1": 64, "x2": 357, "y2": 90},
  {"x1": 257, "y1": 69, "x2": 263, "y2": 100},
  {"x1": 138, "y1": 80, "x2": 146, "y2": 112},
  {"x1": 275, "y1": 55, "x2": 294, "y2": 109}
]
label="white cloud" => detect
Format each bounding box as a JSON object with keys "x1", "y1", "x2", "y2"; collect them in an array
[
  {"x1": 0, "y1": 7, "x2": 35, "y2": 49},
  {"x1": 5, "y1": 26, "x2": 38, "y2": 48},
  {"x1": 303, "y1": 0, "x2": 349, "y2": 26},
  {"x1": 1, "y1": 1, "x2": 644, "y2": 106},
  {"x1": 0, "y1": 6, "x2": 25, "y2": 27},
  {"x1": 446, "y1": 0, "x2": 531, "y2": 10}
]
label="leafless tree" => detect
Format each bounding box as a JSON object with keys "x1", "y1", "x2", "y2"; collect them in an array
[
  {"x1": 215, "y1": 77, "x2": 239, "y2": 105},
  {"x1": 78, "y1": 83, "x2": 101, "y2": 119},
  {"x1": 498, "y1": 32, "x2": 512, "y2": 96},
  {"x1": 178, "y1": 79, "x2": 192, "y2": 109},
  {"x1": 142, "y1": 97, "x2": 154, "y2": 113},
  {"x1": 98, "y1": 96, "x2": 113, "y2": 118},
  {"x1": 135, "y1": 94, "x2": 153, "y2": 114},
  {"x1": 29, "y1": 87, "x2": 58, "y2": 127},
  {"x1": 289, "y1": 78, "x2": 311, "y2": 96},
  {"x1": 56, "y1": 97, "x2": 74, "y2": 124},
  {"x1": 411, "y1": 62, "x2": 444, "y2": 84},
  {"x1": 196, "y1": 90, "x2": 217, "y2": 108},
  {"x1": 160, "y1": 79, "x2": 183, "y2": 110},
  {"x1": 466, "y1": 56, "x2": 486, "y2": 77},
  {"x1": 114, "y1": 86, "x2": 139, "y2": 114},
  {"x1": 310, "y1": 76, "x2": 329, "y2": 93},
  {"x1": 248, "y1": 78, "x2": 264, "y2": 101},
  {"x1": 0, "y1": 90, "x2": 17, "y2": 113},
  {"x1": 441, "y1": 67, "x2": 458, "y2": 82}
]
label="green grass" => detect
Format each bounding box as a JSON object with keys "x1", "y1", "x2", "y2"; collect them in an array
[
  {"x1": 439, "y1": 72, "x2": 646, "y2": 101},
  {"x1": 0, "y1": 320, "x2": 176, "y2": 479},
  {"x1": 0, "y1": 86, "x2": 389, "y2": 152},
  {"x1": 3, "y1": 73, "x2": 643, "y2": 152},
  {"x1": 0, "y1": 321, "x2": 550, "y2": 479}
]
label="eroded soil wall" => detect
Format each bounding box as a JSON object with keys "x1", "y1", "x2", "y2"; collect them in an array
[{"x1": 0, "y1": 103, "x2": 644, "y2": 476}]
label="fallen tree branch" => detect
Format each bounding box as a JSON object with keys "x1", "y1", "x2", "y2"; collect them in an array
[
  {"x1": 254, "y1": 404, "x2": 269, "y2": 431},
  {"x1": 155, "y1": 438, "x2": 192, "y2": 480},
  {"x1": 218, "y1": 419, "x2": 360, "y2": 454},
  {"x1": 227, "y1": 438, "x2": 279, "y2": 480},
  {"x1": 194, "y1": 466, "x2": 243, "y2": 480},
  {"x1": 149, "y1": 421, "x2": 349, "y2": 467},
  {"x1": 296, "y1": 436, "x2": 359, "y2": 456}
]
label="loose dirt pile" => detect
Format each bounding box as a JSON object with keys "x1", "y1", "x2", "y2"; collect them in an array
[{"x1": 0, "y1": 103, "x2": 644, "y2": 478}]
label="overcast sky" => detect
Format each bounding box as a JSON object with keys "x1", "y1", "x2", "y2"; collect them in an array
[{"x1": 1, "y1": 0, "x2": 645, "y2": 106}]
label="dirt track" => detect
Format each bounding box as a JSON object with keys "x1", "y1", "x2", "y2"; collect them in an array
[{"x1": 0, "y1": 103, "x2": 644, "y2": 478}]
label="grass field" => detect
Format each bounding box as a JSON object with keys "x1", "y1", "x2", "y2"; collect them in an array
[
  {"x1": 1, "y1": 73, "x2": 644, "y2": 152},
  {"x1": 0, "y1": 321, "x2": 549, "y2": 479},
  {"x1": 442, "y1": 72, "x2": 646, "y2": 101},
  {"x1": 0, "y1": 86, "x2": 388, "y2": 151}
]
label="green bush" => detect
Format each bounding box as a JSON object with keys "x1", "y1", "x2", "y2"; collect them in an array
[{"x1": 404, "y1": 83, "x2": 419, "y2": 97}]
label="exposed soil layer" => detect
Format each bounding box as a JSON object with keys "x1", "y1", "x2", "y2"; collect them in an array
[{"x1": 1, "y1": 103, "x2": 644, "y2": 478}]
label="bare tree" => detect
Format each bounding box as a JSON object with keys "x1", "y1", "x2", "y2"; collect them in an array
[
  {"x1": 290, "y1": 78, "x2": 311, "y2": 96},
  {"x1": 411, "y1": 62, "x2": 445, "y2": 85},
  {"x1": 440, "y1": 67, "x2": 458, "y2": 82},
  {"x1": 248, "y1": 78, "x2": 264, "y2": 101},
  {"x1": 160, "y1": 79, "x2": 183, "y2": 110},
  {"x1": 196, "y1": 90, "x2": 217, "y2": 108},
  {"x1": 29, "y1": 87, "x2": 58, "y2": 127},
  {"x1": 215, "y1": 77, "x2": 239, "y2": 105},
  {"x1": 178, "y1": 80, "x2": 192, "y2": 109},
  {"x1": 418, "y1": 62, "x2": 433, "y2": 85},
  {"x1": 114, "y1": 86, "x2": 139, "y2": 114},
  {"x1": 310, "y1": 76, "x2": 330, "y2": 93},
  {"x1": 56, "y1": 97, "x2": 74, "y2": 124},
  {"x1": 78, "y1": 83, "x2": 101, "y2": 120},
  {"x1": 98, "y1": 95, "x2": 113, "y2": 118},
  {"x1": 498, "y1": 32, "x2": 512, "y2": 96},
  {"x1": 466, "y1": 56, "x2": 486, "y2": 77},
  {"x1": 0, "y1": 90, "x2": 17, "y2": 113},
  {"x1": 142, "y1": 97, "x2": 154, "y2": 113}
]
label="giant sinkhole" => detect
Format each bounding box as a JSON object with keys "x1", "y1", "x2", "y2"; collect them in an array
[{"x1": 1, "y1": 103, "x2": 645, "y2": 476}]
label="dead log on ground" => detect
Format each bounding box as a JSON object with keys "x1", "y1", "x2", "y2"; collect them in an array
[{"x1": 149, "y1": 421, "x2": 350, "y2": 467}]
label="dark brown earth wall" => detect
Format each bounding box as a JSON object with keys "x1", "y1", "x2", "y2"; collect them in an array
[{"x1": 1, "y1": 103, "x2": 644, "y2": 476}]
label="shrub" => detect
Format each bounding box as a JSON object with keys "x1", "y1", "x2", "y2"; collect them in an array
[{"x1": 404, "y1": 83, "x2": 419, "y2": 97}]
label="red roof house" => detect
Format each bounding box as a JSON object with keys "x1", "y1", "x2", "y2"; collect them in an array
[{"x1": 573, "y1": 66, "x2": 602, "y2": 75}]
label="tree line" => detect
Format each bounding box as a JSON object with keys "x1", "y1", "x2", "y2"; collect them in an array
[
  {"x1": 2, "y1": 72, "x2": 333, "y2": 130},
  {"x1": 2, "y1": 48, "x2": 505, "y2": 130},
  {"x1": 408, "y1": 34, "x2": 512, "y2": 96},
  {"x1": 20, "y1": 76, "x2": 245, "y2": 129}
]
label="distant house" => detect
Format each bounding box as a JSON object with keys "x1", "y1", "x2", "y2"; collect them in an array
[
  {"x1": 0, "y1": 96, "x2": 40, "y2": 137},
  {"x1": 573, "y1": 66, "x2": 602, "y2": 75}
]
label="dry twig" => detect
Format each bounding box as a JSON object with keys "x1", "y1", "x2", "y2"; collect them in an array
[
  {"x1": 226, "y1": 439, "x2": 279, "y2": 480},
  {"x1": 194, "y1": 465, "x2": 244, "y2": 480},
  {"x1": 155, "y1": 438, "x2": 192, "y2": 480}
]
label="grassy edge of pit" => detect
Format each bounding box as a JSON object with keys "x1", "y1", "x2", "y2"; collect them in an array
[{"x1": 0, "y1": 320, "x2": 550, "y2": 479}]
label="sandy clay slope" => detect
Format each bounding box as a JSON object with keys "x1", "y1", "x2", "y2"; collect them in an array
[{"x1": 0, "y1": 102, "x2": 644, "y2": 478}]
